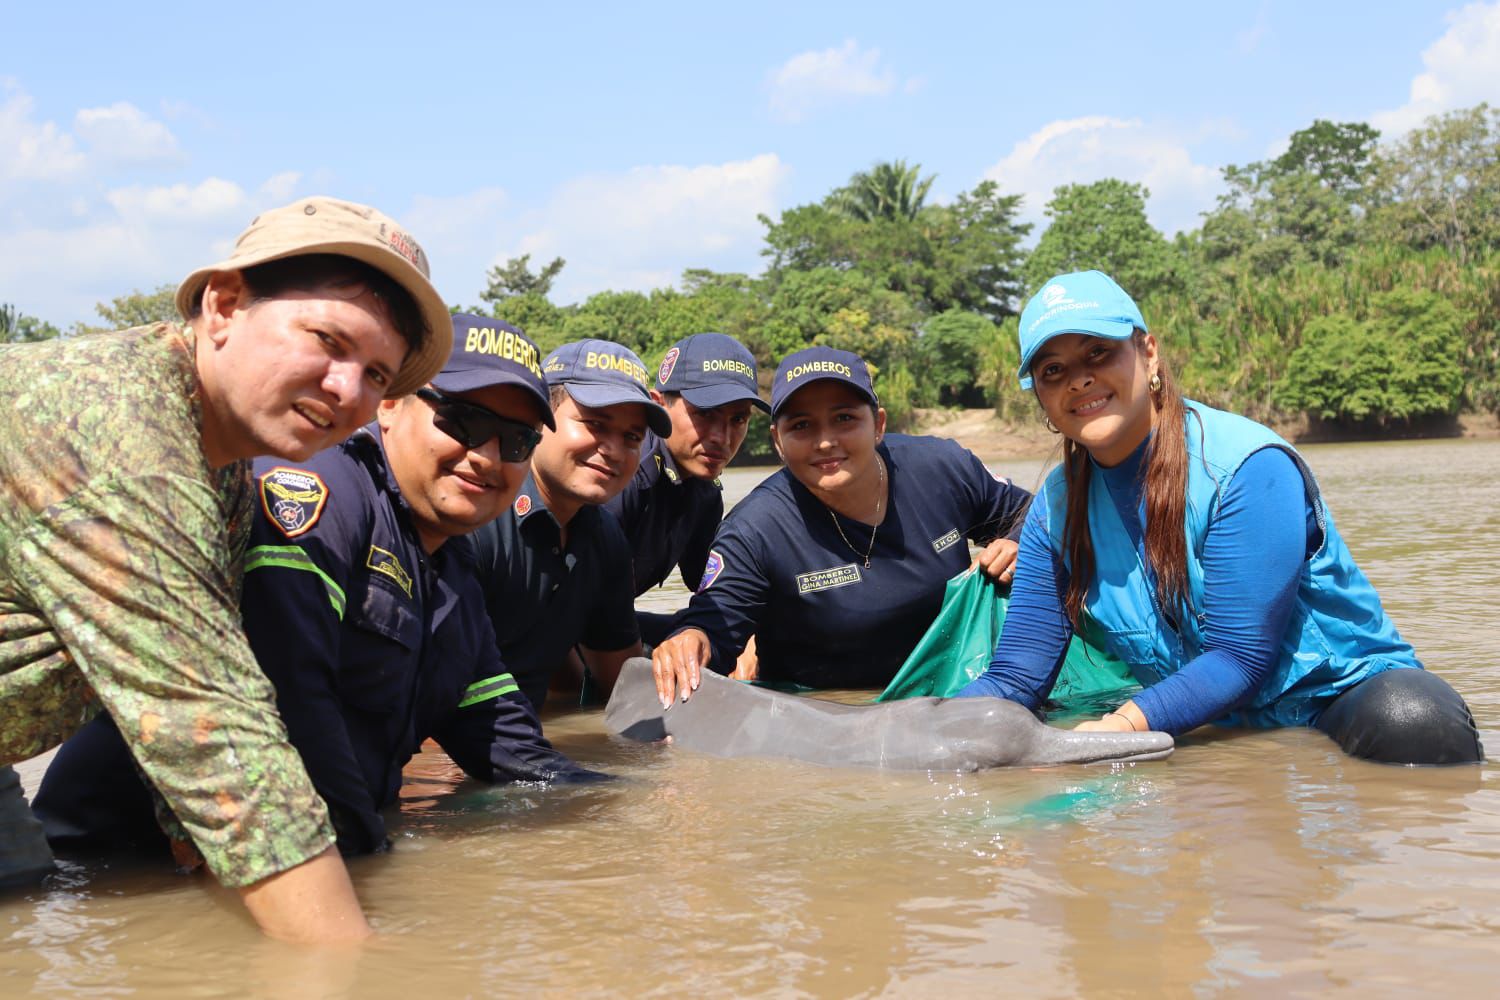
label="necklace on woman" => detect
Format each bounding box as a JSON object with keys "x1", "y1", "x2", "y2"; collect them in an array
[{"x1": 828, "y1": 455, "x2": 886, "y2": 569}]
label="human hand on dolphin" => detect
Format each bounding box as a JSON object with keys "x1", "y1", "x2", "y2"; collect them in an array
[
  {"x1": 972, "y1": 537, "x2": 1019, "y2": 583},
  {"x1": 652, "y1": 627, "x2": 712, "y2": 707},
  {"x1": 1073, "y1": 700, "x2": 1149, "y2": 733}
]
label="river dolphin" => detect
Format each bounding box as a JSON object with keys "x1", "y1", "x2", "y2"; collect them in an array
[{"x1": 605, "y1": 659, "x2": 1173, "y2": 770}]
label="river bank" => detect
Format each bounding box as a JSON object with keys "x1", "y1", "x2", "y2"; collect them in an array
[{"x1": 910, "y1": 407, "x2": 1500, "y2": 462}]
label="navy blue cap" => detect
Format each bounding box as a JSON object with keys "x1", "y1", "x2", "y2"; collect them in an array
[
  {"x1": 542, "y1": 339, "x2": 673, "y2": 437},
  {"x1": 430, "y1": 313, "x2": 554, "y2": 429},
  {"x1": 655, "y1": 332, "x2": 770, "y2": 413},
  {"x1": 770, "y1": 346, "x2": 878, "y2": 418}
]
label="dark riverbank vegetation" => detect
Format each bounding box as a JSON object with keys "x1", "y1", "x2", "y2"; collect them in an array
[{"x1": 7, "y1": 106, "x2": 1496, "y2": 461}]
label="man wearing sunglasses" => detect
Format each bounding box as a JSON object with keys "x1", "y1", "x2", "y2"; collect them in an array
[
  {"x1": 36, "y1": 314, "x2": 604, "y2": 860},
  {"x1": 471, "y1": 339, "x2": 673, "y2": 712},
  {"x1": 605, "y1": 333, "x2": 769, "y2": 646}
]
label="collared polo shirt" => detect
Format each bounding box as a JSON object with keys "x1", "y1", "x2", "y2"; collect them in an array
[
  {"x1": 604, "y1": 432, "x2": 723, "y2": 596},
  {"x1": 670, "y1": 434, "x2": 1032, "y2": 689},
  {"x1": 471, "y1": 472, "x2": 639, "y2": 710}
]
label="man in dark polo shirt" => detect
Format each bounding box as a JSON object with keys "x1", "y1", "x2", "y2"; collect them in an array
[
  {"x1": 604, "y1": 333, "x2": 769, "y2": 646},
  {"x1": 471, "y1": 339, "x2": 672, "y2": 711}
]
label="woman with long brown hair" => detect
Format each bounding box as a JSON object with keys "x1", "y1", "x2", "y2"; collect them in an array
[{"x1": 960, "y1": 270, "x2": 1481, "y2": 764}]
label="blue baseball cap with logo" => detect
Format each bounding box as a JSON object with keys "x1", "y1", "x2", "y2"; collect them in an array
[
  {"x1": 431, "y1": 313, "x2": 554, "y2": 429},
  {"x1": 1016, "y1": 270, "x2": 1148, "y2": 390},
  {"x1": 770, "y1": 346, "x2": 878, "y2": 419},
  {"x1": 655, "y1": 332, "x2": 770, "y2": 413},
  {"x1": 543, "y1": 339, "x2": 673, "y2": 437}
]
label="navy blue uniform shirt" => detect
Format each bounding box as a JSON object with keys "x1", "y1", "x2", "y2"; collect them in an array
[
  {"x1": 605, "y1": 432, "x2": 722, "y2": 596},
  {"x1": 33, "y1": 429, "x2": 593, "y2": 857},
  {"x1": 670, "y1": 434, "x2": 1030, "y2": 688},
  {"x1": 471, "y1": 472, "x2": 640, "y2": 710}
]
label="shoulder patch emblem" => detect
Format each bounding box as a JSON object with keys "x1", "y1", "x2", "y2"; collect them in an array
[
  {"x1": 259, "y1": 467, "x2": 329, "y2": 539},
  {"x1": 657, "y1": 347, "x2": 680, "y2": 385},
  {"x1": 514, "y1": 494, "x2": 533, "y2": 517},
  {"x1": 663, "y1": 464, "x2": 679, "y2": 485},
  {"x1": 698, "y1": 550, "x2": 725, "y2": 591},
  {"x1": 366, "y1": 545, "x2": 413, "y2": 597}
]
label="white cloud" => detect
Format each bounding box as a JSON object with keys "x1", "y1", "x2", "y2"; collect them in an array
[
  {"x1": 1372, "y1": 1, "x2": 1500, "y2": 134},
  {"x1": 1, "y1": 176, "x2": 308, "y2": 325},
  {"x1": 1237, "y1": 2, "x2": 1271, "y2": 53},
  {"x1": 73, "y1": 102, "x2": 182, "y2": 167},
  {"x1": 520, "y1": 154, "x2": 791, "y2": 303},
  {"x1": 983, "y1": 116, "x2": 1224, "y2": 237},
  {"x1": 0, "y1": 84, "x2": 85, "y2": 181},
  {"x1": 767, "y1": 40, "x2": 901, "y2": 123},
  {"x1": 413, "y1": 155, "x2": 791, "y2": 310}
]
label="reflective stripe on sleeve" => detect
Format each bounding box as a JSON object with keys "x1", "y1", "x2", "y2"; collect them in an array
[
  {"x1": 458, "y1": 672, "x2": 520, "y2": 708},
  {"x1": 245, "y1": 544, "x2": 347, "y2": 619}
]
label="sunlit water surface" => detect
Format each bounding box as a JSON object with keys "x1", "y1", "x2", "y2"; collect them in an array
[{"x1": 4, "y1": 439, "x2": 1498, "y2": 997}]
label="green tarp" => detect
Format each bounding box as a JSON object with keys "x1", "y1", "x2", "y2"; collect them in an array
[{"x1": 876, "y1": 567, "x2": 1137, "y2": 705}]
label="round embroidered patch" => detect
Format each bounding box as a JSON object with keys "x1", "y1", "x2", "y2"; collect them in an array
[
  {"x1": 258, "y1": 467, "x2": 330, "y2": 538},
  {"x1": 514, "y1": 494, "x2": 533, "y2": 516},
  {"x1": 657, "y1": 347, "x2": 680, "y2": 386}
]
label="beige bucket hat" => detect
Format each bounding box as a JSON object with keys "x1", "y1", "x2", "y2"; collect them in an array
[{"x1": 176, "y1": 196, "x2": 453, "y2": 397}]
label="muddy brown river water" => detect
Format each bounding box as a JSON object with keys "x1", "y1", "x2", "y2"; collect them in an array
[{"x1": 4, "y1": 438, "x2": 1498, "y2": 997}]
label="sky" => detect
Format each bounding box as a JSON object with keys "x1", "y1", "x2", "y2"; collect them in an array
[{"x1": 4, "y1": 1, "x2": 1499, "y2": 327}]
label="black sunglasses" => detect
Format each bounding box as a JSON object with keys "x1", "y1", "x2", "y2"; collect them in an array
[{"x1": 415, "y1": 387, "x2": 543, "y2": 462}]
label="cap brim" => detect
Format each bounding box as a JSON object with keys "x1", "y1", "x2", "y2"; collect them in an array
[
  {"x1": 429, "y1": 368, "x2": 556, "y2": 429},
  {"x1": 680, "y1": 382, "x2": 771, "y2": 413},
  {"x1": 564, "y1": 382, "x2": 674, "y2": 437},
  {"x1": 1017, "y1": 318, "x2": 1138, "y2": 390},
  {"x1": 770, "y1": 376, "x2": 879, "y2": 419},
  {"x1": 176, "y1": 238, "x2": 453, "y2": 399}
]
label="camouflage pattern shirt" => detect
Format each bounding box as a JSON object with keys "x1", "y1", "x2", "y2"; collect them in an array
[{"x1": 0, "y1": 323, "x2": 335, "y2": 887}]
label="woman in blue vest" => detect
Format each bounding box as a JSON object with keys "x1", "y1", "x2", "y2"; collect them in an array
[{"x1": 961, "y1": 270, "x2": 1481, "y2": 764}]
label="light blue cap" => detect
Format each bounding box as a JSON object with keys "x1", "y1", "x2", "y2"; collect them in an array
[{"x1": 1016, "y1": 270, "x2": 1147, "y2": 389}]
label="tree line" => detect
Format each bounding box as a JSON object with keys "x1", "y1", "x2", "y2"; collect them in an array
[{"x1": 8, "y1": 103, "x2": 1496, "y2": 457}]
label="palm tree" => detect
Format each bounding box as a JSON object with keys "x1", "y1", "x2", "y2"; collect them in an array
[{"x1": 828, "y1": 160, "x2": 936, "y2": 222}]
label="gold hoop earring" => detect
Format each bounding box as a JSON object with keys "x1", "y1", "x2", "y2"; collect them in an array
[
  {"x1": 1044, "y1": 417, "x2": 1060, "y2": 434},
  {"x1": 1149, "y1": 373, "x2": 1163, "y2": 393}
]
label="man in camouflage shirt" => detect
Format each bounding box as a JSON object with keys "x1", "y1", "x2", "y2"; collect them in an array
[{"x1": 0, "y1": 197, "x2": 452, "y2": 943}]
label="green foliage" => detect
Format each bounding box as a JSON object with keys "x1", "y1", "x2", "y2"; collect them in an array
[
  {"x1": 919, "y1": 309, "x2": 997, "y2": 406},
  {"x1": 827, "y1": 160, "x2": 936, "y2": 222},
  {"x1": 77, "y1": 284, "x2": 178, "y2": 334},
  {"x1": 442, "y1": 102, "x2": 1500, "y2": 445},
  {"x1": 877, "y1": 363, "x2": 921, "y2": 431},
  {"x1": 1, "y1": 303, "x2": 62, "y2": 343},
  {"x1": 1274, "y1": 289, "x2": 1463, "y2": 426},
  {"x1": 1023, "y1": 179, "x2": 1181, "y2": 298},
  {"x1": 761, "y1": 177, "x2": 1029, "y2": 323},
  {"x1": 1367, "y1": 103, "x2": 1500, "y2": 263},
  {"x1": 1271, "y1": 119, "x2": 1381, "y2": 201},
  {"x1": 480, "y1": 254, "x2": 566, "y2": 304}
]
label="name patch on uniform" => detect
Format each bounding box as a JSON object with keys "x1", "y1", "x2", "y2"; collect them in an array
[
  {"x1": 514, "y1": 494, "x2": 533, "y2": 517},
  {"x1": 658, "y1": 347, "x2": 680, "y2": 385},
  {"x1": 366, "y1": 545, "x2": 413, "y2": 597},
  {"x1": 932, "y1": 529, "x2": 962, "y2": 553},
  {"x1": 796, "y1": 563, "x2": 862, "y2": 594},
  {"x1": 259, "y1": 467, "x2": 329, "y2": 539},
  {"x1": 698, "y1": 550, "x2": 725, "y2": 591}
]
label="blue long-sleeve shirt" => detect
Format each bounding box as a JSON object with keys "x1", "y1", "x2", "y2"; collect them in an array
[{"x1": 960, "y1": 439, "x2": 1316, "y2": 735}]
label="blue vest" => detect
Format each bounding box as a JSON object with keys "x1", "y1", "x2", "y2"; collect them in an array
[{"x1": 1041, "y1": 402, "x2": 1419, "y2": 728}]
